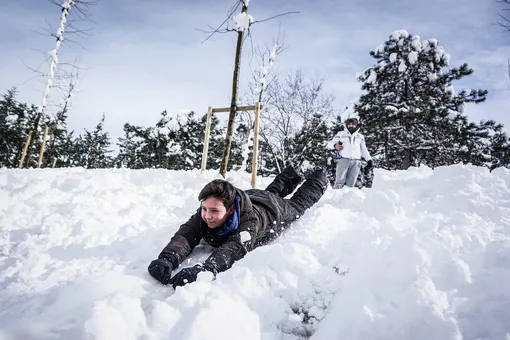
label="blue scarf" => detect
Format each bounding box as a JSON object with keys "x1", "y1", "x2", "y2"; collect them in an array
[{"x1": 216, "y1": 194, "x2": 241, "y2": 236}]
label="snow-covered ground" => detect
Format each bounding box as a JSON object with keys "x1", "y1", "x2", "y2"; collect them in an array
[{"x1": 1, "y1": 165, "x2": 509, "y2": 340}]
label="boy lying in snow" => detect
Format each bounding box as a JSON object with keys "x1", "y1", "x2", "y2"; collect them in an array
[{"x1": 148, "y1": 166, "x2": 328, "y2": 288}]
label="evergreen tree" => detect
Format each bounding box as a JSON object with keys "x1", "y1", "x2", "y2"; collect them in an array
[
  {"x1": 169, "y1": 111, "x2": 204, "y2": 171},
  {"x1": 116, "y1": 123, "x2": 151, "y2": 169},
  {"x1": 75, "y1": 114, "x2": 113, "y2": 168},
  {"x1": 0, "y1": 88, "x2": 40, "y2": 168},
  {"x1": 116, "y1": 111, "x2": 182, "y2": 169},
  {"x1": 290, "y1": 113, "x2": 330, "y2": 174},
  {"x1": 0, "y1": 88, "x2": 24, "y2": 167},
  {"x1": 43, "y1": 103, "x2": 73, "y2": 168},
  {"x1": 355, "y1": 30, "x2": 487, "y2": 170},
  {"x1": 478, "y1": 120, "x2": 510, "y2": 171},
  {"x1": 205, "y1": 114, "x2": 228, "y2": 170},
  {"x1": 148, "y1": 110, "x2": 181, "y2": 169}
]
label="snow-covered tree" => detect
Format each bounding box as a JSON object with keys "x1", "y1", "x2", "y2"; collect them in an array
[
  {"x1": 355, "y1": 30, "x2": 488, "y2": 170},
  {"x1": 477, "y1": 120, "x2": 510, "y2": 171},
  {"x1": 72, "y1": 114, "x2": 113, "y2": 168},
  {"x1": 291, "y1": 113, "x2": 330, "y2": 174},
  {"x1": 42, "y1": 96, "x2": 73, "y2": 168},
  {"x1": 116, "y1": 123, "x2": 152, "y2": 169},
  {"x1": 0, "y1": 89, "x2": 38, "y2": 167}
]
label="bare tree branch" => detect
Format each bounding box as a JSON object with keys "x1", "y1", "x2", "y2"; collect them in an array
[
  {"x1": 20, "y1": 0, "x2": 98, "y2": 118},
  {"x1": 497, "y1": 0, "x2": 510, "y2": 30},
  {"x1": 195, "y1": 27, "x2": 236, "y2": 35},
  {"x1": 251, "y1": 11, "x2": 300, "y2": 25},
  {"x1": 198, "y1": 0, "x2": 241, "y2": 43}
]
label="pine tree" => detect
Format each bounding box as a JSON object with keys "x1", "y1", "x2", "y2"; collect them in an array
[
  {"x1": 116, "y1": 123, "x2": 150, "y2": 169},
  {"x1": 116, "y1": 111, "x2": 182, "y2": 169},
  {"x1": 355, "y1": 30, "x2": 488, "y2": 170},
  {"x1": 290, "y1": 113, "x2": 330, "y2": 174},
  {"x1": 477, "y1": 120, "x2": 510, "y2": 171},
  {"x1": 205, "y1": 114, "x2": 227, "y2": 170},
  {"x1": 0, "y1": 88, "x2": 24, "y2": 167},
  {"x1": 43, "y1": 108, "x2": 72, "y2": 168},
  {"x1": 0, "y1": 89, "x2": 40, "y2": 168},
  {"x1": 172, "y1": 111, "x2": 204, "y2": 170},
  {"x1": 78, "y1": 114, "x2": 113, "y2": 168},
  {"x1": 148, "y1": 110, "x2": 181, "y2": 169}
]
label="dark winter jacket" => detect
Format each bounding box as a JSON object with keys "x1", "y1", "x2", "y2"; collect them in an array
[{"x1": 158, "y1": 187, "x2": 301, "y2": 275}]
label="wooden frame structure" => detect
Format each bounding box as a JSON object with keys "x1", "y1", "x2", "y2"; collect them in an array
[
  {"x1": 18, "y1": 126, "x2": 50, "y2": 169},
  {"x1": 201, "y1": 102, "x2": 262, "y2": 188}
]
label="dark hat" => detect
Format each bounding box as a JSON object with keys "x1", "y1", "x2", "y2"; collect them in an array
[{"x1": 345, "y1": 117, "x2": 358, "y2": 125}]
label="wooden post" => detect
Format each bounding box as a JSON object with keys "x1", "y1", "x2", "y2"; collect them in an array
[
  {"x1": 25, "y1": 112, "x2": 42, "y2": 168},
  {"x1": 203, "y1": 104, "x2": 262, "y2": 176},
  {"x1": 19, "y1": 131, "x2": 32, "y2": 169},
  {"x1": 251, "y1": 102, "x2": 261, "y2": 188},
  {"x1": 37, "y1": 126, "x2": 49, "y2": 168},
  {"x1": 52, "y1": 158, "x2": 57, "y2": 168},
  {"x1": 201, "y1": 106, "x2": 213, "y2": 173},
  {"x1": 219, "y1": 4, "x2": 248, "y2": 178}
]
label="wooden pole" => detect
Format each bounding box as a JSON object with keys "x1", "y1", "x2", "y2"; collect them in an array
[
  {"x1": 219, "y1": 4, "x2": 248, "y2": 178},
  {"x1": 251, "y1": 102, "x2": 261, "y2": 188},
  {"x1": 37, "y1": 126, "x2": 49, "y2": 168},
  {"x1": 25, "y1": 112, "x2": 42, "y2": 168},
  {"x1": 201, "y1": 106, "x2": 213, "y2": 173},
  {"x1": 52, "y1": 158, "x2": 57, "y2": 168},
  {"x1": 19, "y1": 131, "x2": 32, "y2": 169}
]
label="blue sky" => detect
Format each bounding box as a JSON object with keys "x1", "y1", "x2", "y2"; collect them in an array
[{"x1": 1, "y1": 0, "x2": 509, "y2": 142}]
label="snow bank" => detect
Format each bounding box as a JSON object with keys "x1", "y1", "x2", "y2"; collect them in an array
[{"x1": 1, "y1": 164, "x2": 509, "y2": 339}]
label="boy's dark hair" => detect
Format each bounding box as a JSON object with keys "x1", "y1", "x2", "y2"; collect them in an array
[{"x1": 198, "y1": 179, "x2": 237, "y2": 208}]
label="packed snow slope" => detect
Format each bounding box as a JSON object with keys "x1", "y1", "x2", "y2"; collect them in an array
[{"x1": 0, "y1": 164, "x2": 509, "y2": 340}]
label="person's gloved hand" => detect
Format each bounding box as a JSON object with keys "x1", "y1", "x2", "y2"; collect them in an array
[
  {"x1": 366, "y1": 160, "x2": 373, "y2": 169},
  {"x1": 168, "y1": 264, "x2": 208, "y2": 288},
  {"x1": 148, "y1": 258, "x2": 173, "y2": 285}
]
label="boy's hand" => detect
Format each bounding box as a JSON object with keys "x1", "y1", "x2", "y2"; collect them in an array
[
  {"x1": 168, "y1": 265, "x2": 206, "y2": 288},
  {"x1": 335, "y1": 143, "x2": 343, "y2": 151},
  {"x1": 148, "y1": 258, "x2": 173, "y2": 284}
]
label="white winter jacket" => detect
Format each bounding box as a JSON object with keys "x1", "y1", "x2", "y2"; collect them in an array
[{"x1": 329, "y1": 129, "x2": 372, "y2": 161}]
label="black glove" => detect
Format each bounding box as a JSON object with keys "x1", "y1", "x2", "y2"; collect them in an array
[
  {"x1": 168, "y1": 264, "x2": 208, "y2": 288},
  {"x1": 148, "y1": 258, "x2": 173, "y2": 285},
  {"x1": 366, "y1": 160, "x2": 373, "y2": 169}
]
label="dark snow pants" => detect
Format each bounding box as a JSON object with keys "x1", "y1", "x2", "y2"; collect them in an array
[
  {"x1": 246, "y1": 165, "x2": 328, "y2": 246},
  {"x1": 266, "y1": 166, "x2": 327, "y2": 215}
]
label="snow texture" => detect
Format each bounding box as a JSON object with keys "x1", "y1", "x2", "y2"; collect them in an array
[
  {"x1": 398, "y1": 61, "x2": 407, "y2": 73},
  {"x1": 1, "y1": 165, "x2": 510, "y2": 340},
  {"x1": 391, "y1": 29, "x2": 409, "y2": 41},
  {"x1": 408, "y1": 51, "x2": 418, "y2": 65},
  {"x1": 374, "y1": 44, "x2": 385, "y2": 55},
  {"x1": 234, "y1": 12, "x2": 253, "y2": 32},
  {"x1": 366, "y1": 70, "x2": 377, "y2": 84}
]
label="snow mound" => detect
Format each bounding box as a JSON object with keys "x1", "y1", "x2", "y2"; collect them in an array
[{"x1": 1, "y1": 164, "x2": 509, "y2": 340}]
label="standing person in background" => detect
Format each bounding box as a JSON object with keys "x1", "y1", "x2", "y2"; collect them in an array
[{"x1": 329, "y1": 117, "x2": 373, "y2": 189}]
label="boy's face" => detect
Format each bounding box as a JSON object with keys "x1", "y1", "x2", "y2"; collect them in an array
[{"x1": 201, "y1": 196, "x2": 234, "y2": 229}]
